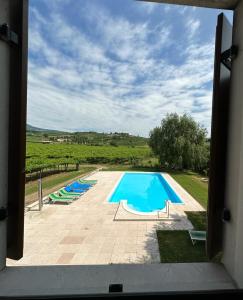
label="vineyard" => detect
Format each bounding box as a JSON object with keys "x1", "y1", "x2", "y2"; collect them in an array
[{"x1": 26, "y1": 142, "x2": 152, "y2": 173}]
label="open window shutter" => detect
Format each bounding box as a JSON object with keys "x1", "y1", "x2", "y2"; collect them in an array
[
  {"x1": 207, "y1": 13, "x2": 232, "y2": 259},
  {"x1": 7, "y1": 0, "x2": 28, "y2": 260}
]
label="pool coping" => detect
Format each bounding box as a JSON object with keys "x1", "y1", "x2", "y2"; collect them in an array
[
  {"x1": 104, "y1": 172, "x2": 124, "y2": 204},
  {"x1": 121, "y1": 199, "x2": 168, "y2": 216},
  {"x1": 114, "y1": 200, "x2": 181, "y2": 221}
]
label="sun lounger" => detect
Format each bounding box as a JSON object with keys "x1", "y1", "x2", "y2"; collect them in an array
[
  {"x1": 188, "y1": 230, "x2": 206, "y2": 245},
  {"x1": 65, "y1": 182, "x2": 91, "y2": 193},
  {"x1": 65, "y1": 186, "x2": 87, "y2": 193},
  {"x1": 49, "y1": 193, "x2": 74, "y2": 204},
  {"x1": 78, "y1": 179, "x2": 97, "y2": 185},
  {"x1": 71, "y1": 181, "x2": 91, "y2": 189},
  {"x1": 59, "y1": 188, "x2": 82, "y2": 197}
]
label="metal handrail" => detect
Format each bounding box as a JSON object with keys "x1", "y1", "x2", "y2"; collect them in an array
[
  {"x1": 157, "y1": 200, "x2": 170, "y2": 219},
  {"x1": 166, "y1": 200, "x2": 170, "y2": 218}
]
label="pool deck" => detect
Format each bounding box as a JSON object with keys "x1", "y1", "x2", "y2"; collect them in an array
[{"x1": 7, "y1": 171, "x2": 205, "y2": 266}]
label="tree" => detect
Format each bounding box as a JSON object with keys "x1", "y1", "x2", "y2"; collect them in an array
[
  {"x1": 149, "y1": 113, "x2": 209, "y2": 173},
  {"x1": 110, "y1": 141, "x2": 118, "y2": 147}
]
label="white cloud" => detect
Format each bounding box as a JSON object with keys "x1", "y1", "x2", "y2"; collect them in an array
[
  {"x1": 178, "y1": 6, "x2": 189, "y2": 15},
  {"x1": 27, "y1": 1, "x2": 214, "y2": 137},
  {"x1": 135, "y1": 1, "x2": 158, "y2": 14},
  {"x1": 186, "y1": 18, "x2": 201, "y2": 39},
  {"x1": 163, "y1": 5, "x2": 172, "y2": 13}
]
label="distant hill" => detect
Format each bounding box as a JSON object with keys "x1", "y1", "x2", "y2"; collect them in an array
[
  {"x1": 26, "y1": 124, "x2": 67, "y2": 134},
  {"x1": 69, "y1": 131, "x2": 148, "y2": 147},
  {"x1": 26, "y1": 124, "x2": 45, "y2": 131},
  {"x1": 26, "y1": 124, "x2": 148, "y2": 146}
]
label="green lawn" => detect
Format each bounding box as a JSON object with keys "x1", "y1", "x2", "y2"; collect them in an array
[
  {"x1": 102, "y1": 165, "x2": 161, "y2": 172},
  {"x1": 157, "y1": 211, "x2": 208, "y2": 263},
  {"x1": 25, "y1": 167, "x2": 96, "y2": 196},
  {"x1": 169, "y1": 171, "x2": 208, "y2": 209},
  {"x1": 186, "y1": 211, "x2": 207, "y2": 231},
  {"x1": 157, "y1": 230, "x2": 208, "y2": 263}
]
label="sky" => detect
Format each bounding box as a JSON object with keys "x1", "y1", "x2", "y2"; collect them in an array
[{"x1": 27, "y1": 0, "x2": 233, "y2": 137}]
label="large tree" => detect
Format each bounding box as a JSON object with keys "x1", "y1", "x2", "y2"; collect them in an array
[{"x1": 149, "y1": 113, "x2": 209, "y2": 173}]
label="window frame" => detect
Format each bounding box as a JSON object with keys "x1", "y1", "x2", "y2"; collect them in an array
[
  {"x1": 0, "y1": 0, "x2": 240, "y2": 298},
  {"x1": 7, "y1": 0, "x2": 28, "y2": 260}
]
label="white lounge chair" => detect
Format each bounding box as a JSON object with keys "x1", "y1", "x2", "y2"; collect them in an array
[{"x1": 188, "y1": 230, "x2": 206, "y2": 245}]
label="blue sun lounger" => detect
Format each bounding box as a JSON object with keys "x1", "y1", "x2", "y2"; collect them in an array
[
  {"x1": 65, "y1": 181, "x2": 92, "y2": 193},
  {"x1": 70, "y1": 181, "x2": 92, "y2": 190},
  {"x1": 64, "y1": 186, "x2": 86, "y2": 193}
]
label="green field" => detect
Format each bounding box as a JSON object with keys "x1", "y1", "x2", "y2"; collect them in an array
[{"x1": 26, "y1": 142, "x2": 152, "y2": 173}]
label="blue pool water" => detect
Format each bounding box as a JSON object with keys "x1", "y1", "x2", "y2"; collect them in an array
[{"x1": 109, "y1": 173, "x2": 182, "y2": 213}]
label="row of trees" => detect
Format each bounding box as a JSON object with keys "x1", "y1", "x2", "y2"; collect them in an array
[{"x1": 149, "y1": 113, "x2": 210, "y2": 175}]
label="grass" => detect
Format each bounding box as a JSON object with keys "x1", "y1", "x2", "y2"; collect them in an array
[
  {"x1": 169, "y1": 171, "x2": 208, "y2": 209},
  {"x1": 157, "y1": 231, "x2": 208, "y2": 263},
  {"x1": 25, "y1": 167, "x2": 96, "y2": 196},
  {"x1": 185, "y1": 211, "x2": 207, "y2": 231},
  {"x1": 157, "y1": 211, "x2": 208, "y2": 263},
  {"x1": 101, "y1": 164, "x2": 161, "y2": 172}
]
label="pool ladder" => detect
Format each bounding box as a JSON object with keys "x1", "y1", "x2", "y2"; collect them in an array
[{"x1": 158, "y1": 200, "x2": 170, "y2": 219}]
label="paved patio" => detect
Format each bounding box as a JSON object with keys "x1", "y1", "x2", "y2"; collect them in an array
[{"x1": 7, "y1": 171, "x2": 205, "y2": 266}]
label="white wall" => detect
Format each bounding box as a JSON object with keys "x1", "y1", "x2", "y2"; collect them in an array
[
  {"x1": 0, "y1": 0, "x2": 10, "y2": 270},
  {"x1": 223, "y1": 0, "x2": 243, "y2": 288}
]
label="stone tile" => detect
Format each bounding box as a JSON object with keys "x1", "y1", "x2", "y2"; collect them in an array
[
  {"x1": 70, "y1": 253, "x2": 87, "y2": 264},
  {"x1": 99, "y1": 245, "x2": 114, "y2": 255},
  {"x1": 128, "y1": 253, "x2": 140, "y2": 263},
  {"x1": 95, "y1": 254, "x2": 112, "y2": 264},
  {"x1": 124, "y1": 244, "x2": 138, "y2": 253},
  {"x1": 60, "y1": 236, "x2": 85, "y2": 245},
  {"x1": 56, "y1": 253, "x2": 75, "y2": 264},
  {"x1": 81, "y1": 253, "x2": 101, "y2": 265},
  {"x1": 110, "y1": 255, "x2": 124, "y2": 264}
]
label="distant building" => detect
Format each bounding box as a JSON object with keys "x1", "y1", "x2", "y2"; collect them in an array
[{"x1": 57, "y1": 138, "x2": 68, "y2": 143}]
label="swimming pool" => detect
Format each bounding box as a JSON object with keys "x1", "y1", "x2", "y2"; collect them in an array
[{"x1": 109, "y1": 173, "x2": 183, "y2": 213}]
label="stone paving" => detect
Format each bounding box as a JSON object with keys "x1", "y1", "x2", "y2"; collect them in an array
[{"x1": 7, "y1": 171, "x2": 205, "y2": 266}]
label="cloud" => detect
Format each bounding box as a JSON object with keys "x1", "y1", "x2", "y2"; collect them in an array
[
  {"x1": 163, "y1": 5, "x2": 172, "y2": 13},
  {"x1": 135, "y1": 1, "x2": 157, "y2": 14},
  {"x1": 27, "y1": 0, "x2": 214, "y2": 137},
  {"x1": 186, "y1": 18, "x2": 201, "y2": 39},
  {"x1": 178, "y1": 6, "x2": 189, "y2": 15}
]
